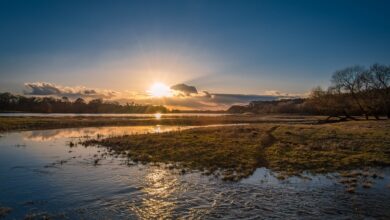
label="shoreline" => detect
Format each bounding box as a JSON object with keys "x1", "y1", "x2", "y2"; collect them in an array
[
  {"x1": 1, "y1": 116, "x2": 389, "y2": 193},
  {"x1": 81, "y1": 120, "x2": 390, "y2": 185},
  {"x1": 0, "y1": 114, "x2": 325, "y2": 132}
]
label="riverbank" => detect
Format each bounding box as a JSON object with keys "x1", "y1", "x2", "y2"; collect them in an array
[
  {"x1": 0, "y1": 114, "x2": 323, "y2": 132},
  {"x1": 1, "y1": 127, "x2": 389, "y2": 219},
  {"x1": 82, "y1": 120, "x2": 390, "y2": 182}
]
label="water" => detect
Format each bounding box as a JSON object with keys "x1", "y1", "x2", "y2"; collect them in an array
[
  {"x1": 1, "y1": 126, "x2": 390, "y2": 219},
  {"x1": 0, "y1": 113, "x2": 230, "y2": 117}
]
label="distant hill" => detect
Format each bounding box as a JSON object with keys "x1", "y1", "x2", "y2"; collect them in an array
[{"x1": 227, "y1": 98, "x2": 317, "y2": 114}]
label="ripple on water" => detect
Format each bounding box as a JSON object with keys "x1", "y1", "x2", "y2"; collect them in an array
[{"x1": 0, "y1": 126, "x2": 390, "y2": 219}]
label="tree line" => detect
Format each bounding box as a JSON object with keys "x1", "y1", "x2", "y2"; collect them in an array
[
  {"x1": 228, "y1": 63, "x2": 390, "y2": 120},
  {"x1": 309, "y1": 63, "x2": 390, "y2": 120},
  {"x1": 227, "y1": 99, "x2": 314, "y2": 114},
  {"x1": 0, "y1": 93, "x2": 168, "y2": 114}
]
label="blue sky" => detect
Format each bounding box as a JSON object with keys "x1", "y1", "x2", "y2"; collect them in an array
[{"x1": 0, "y1": 0, "x2": 389, "y2": 108}]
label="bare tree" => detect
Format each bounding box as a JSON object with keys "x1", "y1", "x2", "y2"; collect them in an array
[
  {"x1": 308, "y1": 86, "x2": 356, "y2": 121},
  {"x1": 331, "y1": 65, "x2": 370, "y2": 119},
  {"x1": 368, "y1": 64, "x2": 390, "y2": 118}
]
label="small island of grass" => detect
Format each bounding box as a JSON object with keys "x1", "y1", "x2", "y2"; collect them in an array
[{"x1": 82, "y1": 120, "x2": 390, "y2": 181}]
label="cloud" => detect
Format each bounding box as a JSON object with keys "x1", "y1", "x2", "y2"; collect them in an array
[
  {"x1": 202, "y1": 91, "x2": 212, "y2": 98},
  {"x1": 170, "y1": 83, "x2": 198, "y2": 96},
  {"x1": 131, "y1": 92, "x2": 293, "y2": 110},
  {"x1": 210, "y1": 93, "x2": 279, "y2": 105},
  {"x1": 24, "y1": 82, "x2": 117, "y2": 99},
  {"x1": 264, "y1": 90, "x2": 284, "y2": 96},
  {"x1": 22, "y1": 81, "x2": 300, "y2": 110},
  {"x1": 168, "y1": 84, "x2": 293, "y2": 108}
]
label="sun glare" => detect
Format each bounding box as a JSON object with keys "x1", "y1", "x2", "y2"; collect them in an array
[
  {"x1": 148, "y1": 82, "x2": 172, "y2": 98},
  {"x1": 154, "y1": 113, "x2": 162, "y2": 120}
]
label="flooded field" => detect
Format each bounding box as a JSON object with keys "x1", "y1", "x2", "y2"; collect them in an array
[
  {"x1": 0, "y1": 113, "x2": 229, "y2": 118},
  {"x1": 1, "y1": 126, "x2": 390, "y2": 219}
]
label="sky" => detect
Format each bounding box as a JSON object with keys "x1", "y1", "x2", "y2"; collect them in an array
[{"x1": 1, "y1": 0, "x2": 390, "y2": 109}]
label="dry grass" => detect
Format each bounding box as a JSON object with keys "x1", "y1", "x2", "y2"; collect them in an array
[
  {"x1": 82, "y1": 120, "x2": 390, "y2": 180},
  {"x1": 0, "y1": 207, "x2": 12, "y2": 218}
]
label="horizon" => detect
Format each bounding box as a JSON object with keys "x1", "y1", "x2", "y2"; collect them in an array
[
  {"x1": 1, "y1": 1, "x2": 390, "y2": 218},
  {"x1": 1, "y1": 0, "x2": 390, "y2": 110}
]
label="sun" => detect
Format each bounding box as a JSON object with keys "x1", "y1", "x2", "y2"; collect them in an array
[{"x1": 148, "y1": 82, "x2": 172, "y2": 98}]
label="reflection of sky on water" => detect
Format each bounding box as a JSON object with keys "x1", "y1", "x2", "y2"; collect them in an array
[
  {"x1": 0, "y1": 126, "x2": 390, "y2": 219},
  {"x1": 22, "y1": 125, "x2": 182, "y2": 141},
  {"x1": 21, "y1": 124, "x2": 248, "y2": 142},
  {"x1": 0, "y1": 113, "x2": 230, "y2": 117}
]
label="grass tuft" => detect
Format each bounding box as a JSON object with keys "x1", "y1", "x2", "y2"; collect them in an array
[{"x1": 82, "y1": 120, "x2": 390, "y2": 181}]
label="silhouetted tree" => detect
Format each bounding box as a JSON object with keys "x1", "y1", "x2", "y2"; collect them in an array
[
  {"x1": 229, "y1": 63, "x2": 390, "y2": 120},
  {"x1": 331, "y1": 66, "x2": 369, "y2": 119},
  {"x1": 367, "y1": 64, "x2": 390, "y2": 118},
  {"x1": 0, "y1": 93, "x2": 169, "y2": 114}
]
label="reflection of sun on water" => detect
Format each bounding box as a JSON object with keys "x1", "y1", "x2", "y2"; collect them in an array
[
  {"x1": 154, "y1": 125, "x2": 161, "y2": 133},
  {"x1": 154, "y1": 113, "x2": 162, "y2": 120},
  {"x1": 130, "y1": 167, "x2": 178, "y2": 219},
  {"x1": 22, "y1": 126, "x2": 180, "y2": 141}
]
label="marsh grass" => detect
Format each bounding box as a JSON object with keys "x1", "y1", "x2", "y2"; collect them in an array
[
  {"x1": 0, "y1": 207, "x2": 12, "y2": 218},
  {"x1": 82, "y1": 120, "x2": 390, "y2": 181}
]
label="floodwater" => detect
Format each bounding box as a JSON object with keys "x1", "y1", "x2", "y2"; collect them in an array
[
  {"x1": 0, "y1": 126, "x2": 390, "y2": 219},
  {"x1": 0, "y1": 113, "x2": 229, "y2": 117}
]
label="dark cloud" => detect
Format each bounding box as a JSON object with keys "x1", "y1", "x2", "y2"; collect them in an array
[
  {"x1": 24, "y1": 82, "x2": 62, "y2": 95},
  {"x1": 24, "y1": 82, "x2": 117, "y2": 99},
  {"x1": 133, "y1": 92, "x2": 293, "y2": 110},
  {"x1": 168, "y1": 83, "x2": 291, "y2": 108},
  {"x1": 210, "y1": 93, "x2": 279, "y2": 105},
  {"x1": 23, "y1": 82, "x2": 299, "y2": 110},
  {"x1": 170, "y1": 83, "x2": 198, "y2": 95},
  {"x1": 202, "y1": 91, "x2": 212, "y2": 98}
]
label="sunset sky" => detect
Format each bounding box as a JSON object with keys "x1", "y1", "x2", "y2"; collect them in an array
[{"x1": 1, "y1": 0, "x2": 390, "y2": 109}]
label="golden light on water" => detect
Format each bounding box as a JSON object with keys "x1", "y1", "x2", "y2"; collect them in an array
[
  {"x1": 134, "y1": 167, "x2": 178, "y2": 219},
  {"x1": 21, "y1": 125, "x2": 181, "y2": 141},
  {"x1": 148, "y1": 82, "x2": 172, "y2": 98}
]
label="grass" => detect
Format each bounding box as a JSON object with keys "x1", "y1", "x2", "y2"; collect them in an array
[
  {"x1": 2, "y1": 114, "x2": 388, "y2": 185},
  {"x1": 82, "y1": 120, "x2": 390, "y2": 181},
  {"x1": 84, "y1": 125, "x2": 270, "y2": 180},
  {"x1": 0, "y1": 207, "x2": 12, "y2": 218},
  {"x1": 265, "y1": 121, "x2": 390, "y2": 175}
]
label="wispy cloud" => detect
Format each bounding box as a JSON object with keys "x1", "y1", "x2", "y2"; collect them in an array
[
  {"x1": 23, "y1": 82, "x2": 299, "y2": 110},
  {"x1": 24, "y1": 82, "x2": 118, "y2": 99}
]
